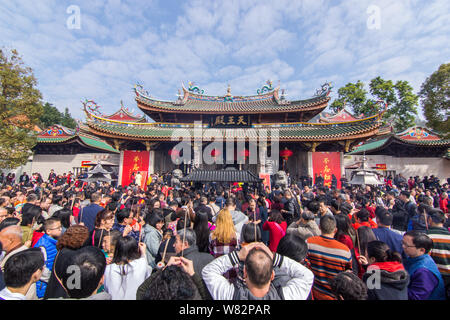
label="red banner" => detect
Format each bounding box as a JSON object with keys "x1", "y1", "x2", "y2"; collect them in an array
[
  {"x1": 121, "y1": 151, "x2": 150, "y2": 189},
  {"x1": 312, "y1": 152, "x2": 341, "y2": 189},
  {"x1": 259, "y1": 173, "x2": 271, "y2": 192}
]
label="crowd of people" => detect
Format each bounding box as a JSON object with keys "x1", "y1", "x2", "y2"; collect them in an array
[{"x1": 0, "y1": 168, "x2": 449, "y2": 301}]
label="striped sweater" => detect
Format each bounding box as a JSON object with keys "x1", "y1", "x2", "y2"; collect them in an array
[
  {"x1": 306, "y1": 235, "x2": 353, "y2": 300},
  {"x1": 427, "y1": 227, "x2": 450, "y2": 279}
]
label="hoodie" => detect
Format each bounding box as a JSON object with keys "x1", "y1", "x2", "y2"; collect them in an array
[{"x1": 362, "y1": 262, "x2": 409, "y2": 300}]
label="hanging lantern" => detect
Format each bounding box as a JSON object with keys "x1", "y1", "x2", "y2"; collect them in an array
[
  {"x1": 168, "y1": 148, "x2": 180, "y2": 157},
  {"x1": 280, "y1": 147, "x2": 293, "y2": 170},
  {"x1": 211, "y1": 148, "x2": 221, "y2": 159},
  {"x1": 239, "y1": 149, "x2": 250, "y2": 158},
  {"x1": 280, "y1": 147, "x2": 293, "y2": 160}
]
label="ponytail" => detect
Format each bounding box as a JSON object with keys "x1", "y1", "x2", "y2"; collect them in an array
[{"x1": 367, "y1": 241, "x2": 402, "y2": 263}]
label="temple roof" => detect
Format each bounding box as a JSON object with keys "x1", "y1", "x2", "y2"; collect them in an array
[
  {"x1": 347, "y1": 126, "x2": 450, "y2": 156},
  {"x1": 84, "y1": 113, "x2": 383, "y2": 142},
  {"x1": 318, "y1": 108, "x2": 362, "y2": 123},
  {"x1": 102, "y1": 101, "x2": 146, "y2": 123},
  {"x1": 36, "y1": 124, "x2": 119, "y2": 153},
  {"x1": 134, "y1": 81, "x2": 332, "y2": 115}
]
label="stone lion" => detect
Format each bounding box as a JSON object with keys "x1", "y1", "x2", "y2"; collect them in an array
[{"x1": 274, "y1": 170, "x2": 288, "y2": 189}]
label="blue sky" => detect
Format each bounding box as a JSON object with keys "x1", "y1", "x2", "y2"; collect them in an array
[{"x1": 1, "y1": 0, "x2": 449, "y2": 120}]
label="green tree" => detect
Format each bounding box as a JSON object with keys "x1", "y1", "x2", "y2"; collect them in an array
[
  {"x1": 40, "y1": 103, "x2": 77, "y2": 129},
  {"x1": 369, "y1": 77, "x2": 418, "y2": 132},
  {"x1": 40, "y1": 102, "x2": 62, "y2": 128},
  {"x1": 419, "y1": 63, "x2": 450, "y2": 138},
  {"x1": 330, "y1": 77, "x2": 419, "y2": 132},
  {"x1": 61, "y1": 107, "x2": 77, "y2": 129},
  {"x1": 0, "y1": 49, "x2": 43, "y2": 169}
]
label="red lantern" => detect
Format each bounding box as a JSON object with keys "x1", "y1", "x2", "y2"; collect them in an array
[
  {"x1": 168, "y1": 148, "x2": 180, "y2": 157},
  {"x1": 280, "y1": 148, "x2": 293, "y2": 160},
  {"x1": 239, "y1": 149, "x2": 250, "y2": 158},
  {"x1": 211, "y1": 148, "x2": 221, "y2": 158}
]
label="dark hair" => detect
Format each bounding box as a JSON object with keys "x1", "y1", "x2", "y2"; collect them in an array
[
  {"x1": 112, "y1": 236, "x2": 140, "y2": 265},
  {"x1": 225, "y1": 197, "x2": 236, "y2": 207},
  {"x1": 193, "y1": 211, "x2": 210, "y2": 253},
  {"x1": 140, "y1": 265, "x2": 199, "y2": 300},
  {"x1": 116, "y1": 208, "x2": 132, "y2": 224},
  {"x1": 43, "y1": 217, "x2": 61, "y2": 232},
  {"x1": 276, "y1": 233, "x2": 307, "y2": 263},
  {"x1": 400, "y1": 191, "x2": 410, "y2": 198},
  {"x1": 94, "y1": 209, "x2": 114, "y2": 228},
  {"x1": 376, "y1": 209, "x2": 394, "y2": 226},
  {"x1": 269, "y1": 210, "x2": 284, "y2": 224},
  {"x1": 428, "y1": 209, "x2": 446, "y2": 224},
  {"x1": 0, "y1": 217, "x2": 20, "y2": 231},
  {"x1": 307, "y1": 201, "x2": 320, "y2": 215},
  {"x1": 241, "y1": 222, "x2": 261, "y2": 243},
  {"x1": 3, "y1": 248, "x2": 45, "y2": 288},
  {"x1": 53, "y1": 208, "x2": 72, "y2": 229},
  {"x1": 52, "y1": 195, "x2": 63, "y2": 205},
  {"x1": 404, "y1": 230, "x2": 433, "y2": 254},
  {"x1": 357, "y1": 226, "x2": 377, "y2": 257},
  {"x1": 145, "y1": 211, "x2": 164, "y2": 228},
  {"x1": 20, "y1": 205, "x2": 42, "y2": 226},
  {"x1": 61, "y1": 246, "x2": 106, "y2": 299},
  {"x1": 335, "y1": 214, "x2": 354, "y2": 241},
  {"x1": 356, "y1": 208, "x2": 370, "y2": 222},
  {"x1": 320, "y1": 215, "x2": 336, "y2": 234},
  {"x1": 367, "y1": 241, "x2": 402, "y2": 263},
  {"x1": 330, "y1": 271, "x2": 368, "y2": 300},
  {"x1": 340, "y1": 202, "x2": 353, "y2": 215},
  {"x1": 244, "y1": 248, "x2": 273, "y2": 288}
]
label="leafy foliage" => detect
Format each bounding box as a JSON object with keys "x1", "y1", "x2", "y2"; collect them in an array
[
  {"x1": 330, "y1": 77, "x2": 419, "y2": 132},
  {"x1": 0, "y1": 49, "x2": 43, "y2": 169},
  {"x1": 40, "y1": 103, "x2": 77, "y2": 129},
  {"x1": 419, "y1": 63, "x2": 450, "y2": 138}
]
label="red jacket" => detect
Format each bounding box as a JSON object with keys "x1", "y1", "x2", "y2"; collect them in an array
[
  {"x1": 262, "y1": 220, "x2": 287, "y2": 252},
  {"x1": 439, "y1": 198, "x2": 448, "y2": 213}
]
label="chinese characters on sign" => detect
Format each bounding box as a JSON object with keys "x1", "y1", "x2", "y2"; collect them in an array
[
  {"x1": 209, "y1": 115, "x2": 251, "y2": 128},
  {"x1": 121, "y1": 151, "x2": 150, "y2": 190},
  {"x1": 312, "y1": 152, "x2": 341, "y2": 189}
]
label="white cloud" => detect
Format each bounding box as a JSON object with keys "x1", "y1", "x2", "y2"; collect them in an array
[{"x1": 0, "y1": 0, "x2": 448, "y2": 121}]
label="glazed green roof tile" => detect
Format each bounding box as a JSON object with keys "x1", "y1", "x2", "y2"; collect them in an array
[
  {"x1": 348, "y1": 135, "x2": 450, "y2": 155},
  {"x1": 78, "y1": 135, "x2": 119, "y2": 153},
  {"x1": 87, "y1": 120, "x2": 381, "y2": 141}
]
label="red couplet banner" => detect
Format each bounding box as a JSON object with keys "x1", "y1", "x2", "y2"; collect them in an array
[
  {"x1": 121, "y1": 151, "x2": 150, "y2": 189},
  {"x1": 312, "y1": 152, "x2": 341, "y2": 189}
]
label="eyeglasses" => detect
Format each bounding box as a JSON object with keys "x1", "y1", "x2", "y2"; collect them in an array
[
  {"x1": 48, "y1": 226, "x2": 62, "y2": 230},
  {"x1": 401, "y1": 241, "x2": 415, "y2": 248}
]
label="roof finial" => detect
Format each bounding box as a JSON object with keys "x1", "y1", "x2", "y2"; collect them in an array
[{"x1": 226, "y1": 83, "x2": 231, "y2": 96}]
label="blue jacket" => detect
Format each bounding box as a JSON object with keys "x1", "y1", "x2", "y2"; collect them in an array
[
  {"x1": 372, "y1": 227, "x2": 405, "y2": 259},
  {"x1": 80, "y1": 203, "x2": 104, "y2": 232},
  {"x1": 34, "y1": 234, "x2": 58, "y2": 298},
  {"x1": 404, "y1": 254, "x2": 446, "y2": 300}
]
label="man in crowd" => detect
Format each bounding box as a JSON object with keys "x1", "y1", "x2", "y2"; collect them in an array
[
  {"x1": 202, "y1": 242, "x2": 314, "y2": 300},
  {"x1": 426, "y1": 209, "x2": 450, "y2": 297},
  {"x1": 402, "y1": 230, "x2": 446, "y2": 300},
  {"x1": 306, "y1": 215, "x2": 352, "y2": 300},
  {"x1": 0, "y1": 248, "x2": 45, "y2": 300},
  {"x1": 79, "y1": 192, "x2": 104, "y2": 232}
]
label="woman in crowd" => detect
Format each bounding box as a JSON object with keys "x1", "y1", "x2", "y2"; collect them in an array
[
  {"x1": 193, "y1": 211, "x2": 212, "y2": 254},
  {"x1": 142, "y1": 211, "x2": 164, "y2": 268},
  {"x1": 104, "y1": 236, "x2": 152, "y2": 300},
  {"x1": 262, "y1": 209, "x2": 287, "y2": 253},
  {"x1": 90, "y1": 209, "x2": 115, "y2": 248},
  {"x1": 361, "y1": 240, "x2": 409, "y2": 300}
]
